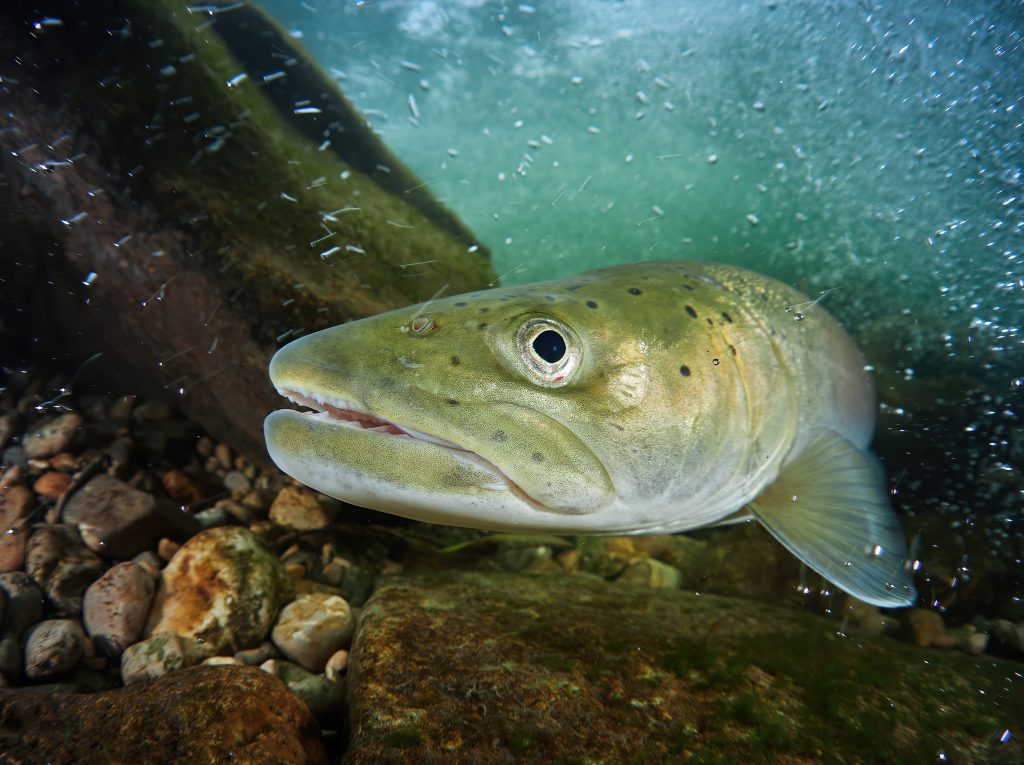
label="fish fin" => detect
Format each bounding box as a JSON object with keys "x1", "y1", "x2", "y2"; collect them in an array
[
  {"x1": 748, "y1": 430, "x2": 917, "y2": 608},
  {"x1": 709, "y1": 508, "x2": 755, "y2": 527}
]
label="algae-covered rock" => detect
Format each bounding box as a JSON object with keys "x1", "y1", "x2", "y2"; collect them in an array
[
  {"x1": 347, "y1": 571, "x2": 1022, "y2": 764},
  {"x1": 0, "y1": 665, "x2": 326, "y2": 764},
  {"x1": 0, "y1": 0, "x2": 495, "y2": 460}
]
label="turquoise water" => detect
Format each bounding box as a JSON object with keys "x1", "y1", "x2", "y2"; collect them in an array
[
  {"x1": 262, "y1": 0, "x2": 1022, "y2": 387},
  {"x1": 258, "y1": 0, "x2": 1023, "y2": 613}
]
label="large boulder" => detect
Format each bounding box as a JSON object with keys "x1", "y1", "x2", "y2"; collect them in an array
[{"x1": 346, "y1": 571, "x2": 1023, "y2": 764}]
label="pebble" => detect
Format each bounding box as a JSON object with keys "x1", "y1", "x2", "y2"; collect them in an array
[
  {"x1": 262, "y1": 659, "x2": 346, "y2": 726},
  {"x1": 269, "y1": 486, "x2": 329, "y2": 531},
  {"x1": 202, "y1": 656, "x2": 243, "y2": 666},
  {"x1": 24, "y1": 619, "x2": 89, "y2": 680},
  {"x1": 217, "y1": 498, "x2": 259, "y2": 525},
  {"x1": 0, "y1": 633, "x2": 22, "y2": 680},
  {"x1": 22, "y1": 412, "x2": 85, "y2": 459},
  {"x1": 161, "y1": 469, "x2": 205, "y2": 504},
  {"x1": 905, "y1": 608, "x2": 960, "y2": 649},
  {"x1": 62, "y1": 474, "x2": 202, "y2": 559},
  {"x1": 120, "y1": 634, "x2": 200, "y2": 685},
  {"x1": 0, "y1": 519, "x2": 30, "y2": 573},
  {"x1": 214, "y1": 442, "x2": 232, "y2": 471},
  {"x1": 990, "y1": 619, "x2": 1024, "y2": 655},
  {"x1": 0, "y1": 572, "x2": 45, "y2": 636},
  {"x1": 83, "y1": 562, "x2": 156, "y2": 657},
  {"x1": 1, "y1": 484, "x2": 35, "y2": 522},
  {"x1": 145, "y1": 526, "x2": 293, "y2": 657},
  {"x1": 193, "y1": 505, "x2": 228, "y2": 529},
  {"x1": 271, "y1": 593, "x2": 355, "y2": 673},
  {"x1": 196, "y1": 436, "x2": 214, "y2": 458},
  {"x1": 33, "y1": 471, "x2": 72, "y2": 500},
  {"x1": 235, "y1": 641, "x2": 279, "y2": 666},
  {"x1": 617, "y1": 559, "x2": 683, "y2": 589},
  {"x1": 131, "y1": 550, "x2": 162, "y2": 578},
  {"x1": 25, "y1": 524, "x2": 105, "y2": 613},
  {"x1": 961, "y1": 630, "x2": 989, "y2": 656},
  {"x1": 324, "y1": 649, "x2": 349, "y2": 682},
  {"x1": 223, "y1": 470, "x2": 251, "y2": 494}
]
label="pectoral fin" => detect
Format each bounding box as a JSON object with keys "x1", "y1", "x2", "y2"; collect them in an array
[{"x1": 748, "y1": 430, "x2": 916, "y2": 608}]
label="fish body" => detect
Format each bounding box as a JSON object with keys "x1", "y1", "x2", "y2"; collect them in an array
[{"x1": 265, "y1": 260, "x2": 916, "y2": 606}]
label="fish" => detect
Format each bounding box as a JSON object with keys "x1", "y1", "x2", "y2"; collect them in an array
[{"x1": 265, "y1": 260, "x2": 917, "y2": 607}]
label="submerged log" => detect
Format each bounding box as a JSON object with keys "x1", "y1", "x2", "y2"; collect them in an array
[{"x1": 0, "y1": 0, "x2": 495, "y2": 460}]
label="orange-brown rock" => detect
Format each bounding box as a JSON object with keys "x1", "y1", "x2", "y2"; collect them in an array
[{"x1": 0, "y1": 665, "x2": 326, "y2": 764}]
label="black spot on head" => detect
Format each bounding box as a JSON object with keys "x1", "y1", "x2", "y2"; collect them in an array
[
  {"x1": 721, "y1": 311, "x2": 733, "y2": 323},
  {"x1": 493, "y1": 431, "x2": 508, "y2": 442},
  {"x1": 706, "y1": 317, "x2": 714, "y2": 326},
  {"x1": 685, "y1": 305, "x2": 698, "y2": 319},
  {"x1": 447, "y1": 399, "x2": 459, "y2": 406},
  {"x1": 479, "y1": 307, "x2": 489, "y2": 313},
  {"x1": 683, "y1": 284, "x2": 694, "y2": 291},
  {"x1": 679, "y1": 365, "x2": 691, "y2": 376},
  {"x1": 586, "y1": 300, "x2": 598, "y2": 309},
  {"x1": 531, "y1": 452, "x2": 545, "y2": 463},
  {"x1": 455, "y1": 301, "x2": 467, "y2": 307},
  {"x1": 628, "y1": 288, "x2": 642, "y2": 295},
  {"x1": 478, "y1": 322, "x2": 489, "y2": 330},
  {"x1": 451, "y1": 355, "x2": 461, "y2": 366}
]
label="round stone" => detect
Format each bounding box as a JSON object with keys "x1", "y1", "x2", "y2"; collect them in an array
[{"x1": 271, "y1": 593, "x2": 355, "y2": 673}]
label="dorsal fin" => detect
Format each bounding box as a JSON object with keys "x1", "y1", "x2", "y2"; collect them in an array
[{"x1": 748, "y1": 430, "x2": 916, "y2": 607}]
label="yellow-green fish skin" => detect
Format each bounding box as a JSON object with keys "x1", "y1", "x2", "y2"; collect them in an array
[{"x1": 265, "y1": 260, "x2": 914, "y2": 605}]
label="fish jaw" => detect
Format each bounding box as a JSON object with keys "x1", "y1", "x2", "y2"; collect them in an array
[{"x1": 264, "y1": 321, "x2": 617, "y2": 528}]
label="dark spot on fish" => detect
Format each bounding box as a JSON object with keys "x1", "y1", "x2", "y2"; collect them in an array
[
  {"x1": 729, "y1": 345, "x2": 737, "y2": 356},
  {"x1": 447, "y1": 399, "x2": 459, "y2": 406},
  {"x1": 685, "y1": 305, "x2": 697, "y2": 318},
  {"x1": 628, "y1": 288, "x2": 642, "y2": 295},
  {"x1": 679, "y1": 365, "x2": 691, "y2": 376},
  {"x1": 683, "y1": 284, "x2": 694, "y2": 291},
  {"x1": 609, "y1": 422, "x2": 625, "y2": 431},
  {"x1": 451, "y1": 355, "x2": 461, "y2": 366},
  {"x1": 493, "y1": 431, "x2": 508, "y2": 442},
  {"x1": 721, "y1": 311, "x2": 733, "y2": 323},
  {"x1": 586, "y1": 300, "x2": 598, "y2": 309},
  {"x1": 479, "y1": 307, "x2": 489, "y2": 313},
  {"x1": 531, "y1": 452, "x2": 545, "y2": 463},
  {"x1": 567, "y1": 285, "x2": 583, "y2": 291},
  {"x1": 544, "y1": 295, "x2": 556, "y2": 301},
  {"x1": 706, "y1": 317, "x2": 714, "y2": 326},
  {"x1": 478, "y1": 322, "x2": 489, "y2": 330},
  {"x1": 455, "y1": 301, "x2": 467, "y2": 307}
]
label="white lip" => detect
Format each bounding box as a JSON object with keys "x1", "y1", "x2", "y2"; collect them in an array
[{"x1": 274, "y1": 386, "x2": 543, "y2": 501}]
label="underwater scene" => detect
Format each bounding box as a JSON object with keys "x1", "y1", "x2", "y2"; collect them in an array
[{"x1": 0, "y1": 0, "x2": 1021, "y2": 762}]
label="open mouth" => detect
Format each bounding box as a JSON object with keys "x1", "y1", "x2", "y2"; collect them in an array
[{"x1": 275, "y1": 387, "x2": 545, "y2": 509}]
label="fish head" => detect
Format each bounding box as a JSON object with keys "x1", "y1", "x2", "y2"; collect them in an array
[{"x1": 265, "y1": 275, "x2": 687, "y2": 531}]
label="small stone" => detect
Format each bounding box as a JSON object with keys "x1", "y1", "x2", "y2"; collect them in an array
[
  {"x1": 618, "y1": 559, "x2": 683, "y2": 589},
  {"x1": 0, "y1": 633, "x2": 23, "y2": 680},
  {"x1": 194, "y1": 505, "x2": 228, "y2": 529},
  {"x1": 217, "y1": 498, "x2": 259, "y2": 525},
  {"x1": 157, "y1": 538, "x2": 180, "y2": 560},
  {"x1": 961, "y1": 631, "x2": 989, "y2": 656},
  {"x1": 49, "y1": 452, "x2": 79, "y2": 471},
  {"x1": 24, "y1": 619, "x2": 88, "y2": 680},
  {"x1": 268, "y1": 660, "x2": 347, "y2": 726},
  {"x1": 33, "y1": 471, "x2": 72, "y2": 500},
  {"x1": 121, "y1": 634, "x2": 200, "y2": 684},
  {"x1": 271, "y1": 593, "x2": 355, "y2": 673},
  {"x1": 0, "y1": 665, "x2": 326, "y2": 763},
  {"x1": 0, "y1": 519, "x2": 30, "y2": 573},
  {"x1": 990, "y1": 619, "x2": 1024, "y2": 655},
  {"x1": 555, "y1": 549, "x2": 579, "y2": 574},
  {"x1": 202, "y1": 656, "x2": 243, "y2": 666},
  {"x1": 214, "y1": 442, "x2": 233, "y2": 471},
  {"x1": 269, "y1": 486, "x2": 329, "y2": 532},
  {"x1": 162, "y1": 469, "x2": 205, "y2": 504},
  {"x1": 62, "y1": 474, "x2": 202, "y2": 559},
  {"x1": 196, "y1": 436, "x2": 214, "y2": 458},
  {"x1": 905, "y1": 608, "x2": 957, "y2": 649},
  {"x1": 25, "y1": 525, "x2": 105, "y2": 613},
  {"x1": 83, "y1": 562, "x2": 156, "y2": 657},
  {"x1": 223, "y1": 470, "x2": 251, "y2": 494},
  {"x1": 108, "y1": 396, "x2": 136, "y2": 421},
  {"x1": 0, "y1": 465, "x2": 25, "y2": 491},
  {"x1": 1, "y1": 484, "x2": 35, "y2": 522},
  {"x1": 22, "y1": 413, "x2": 85, "y2": 459},
  {"x1": 0, "y1": 572, "x2": 45, "y2": 636},
  {"x1": 285, "y1": 562, "x2": 307, "y2": 581},
  {"x1": 131, "y1": 401, "x2": 173, "y2": 422},
  {"x1": 131, "y1": 550, "x2": 162, "y2": 578},
  {"x1": 324, "y1": 649, "x2": 349, "y2": 682},
  {"x1": 107, "y1": 436, "x2": 133, "y2": 469},
  {"x1": 235, "y1": 641, "x2": 279, "y2": 666},
  {"x1": 145, "y1": 526, "x2": 293, "y2": 657}
]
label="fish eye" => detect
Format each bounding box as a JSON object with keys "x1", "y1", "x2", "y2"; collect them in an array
[{"x1": 516, "y1": 317, "x2": 581, "y2": 387}]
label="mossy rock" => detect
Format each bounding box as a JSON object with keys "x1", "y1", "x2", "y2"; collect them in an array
[{"x1": 346, "y1": 571, "x2": 1021, "y2": 764}]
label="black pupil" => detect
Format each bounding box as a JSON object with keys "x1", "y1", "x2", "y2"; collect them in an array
[{"x1": 532, "y1": 330, "x2": 566, "y2": 364}]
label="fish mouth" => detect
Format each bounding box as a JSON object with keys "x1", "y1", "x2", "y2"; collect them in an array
[{"x1": 274, "y1": 386, "x2": 546, "y2": 509}]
